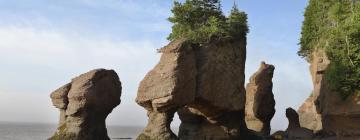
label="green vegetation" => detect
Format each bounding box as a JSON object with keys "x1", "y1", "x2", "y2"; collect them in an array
[
  {"x1": 48, "y1": 124, "x2": 77, "y2": 140},
  {"x1": 167, "y1": 0, "x2": 249, "y2": 43},
  {"x1": 300, "y1": 0, "x2": 360, "y2": 99}
]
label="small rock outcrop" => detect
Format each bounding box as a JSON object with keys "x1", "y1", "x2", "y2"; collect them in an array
[
  {"x1": 286, "y1": 108, "x2": 301, "y2": 130},
  {"x1": 298, "y1": 95, "x2": 322, "y2": 132},
  {"x1": 285, "y1": 108, "x2": 313, "y2": 139},
  {"x1": 49, "y1": 69, "x2": 122, "y2": 140},
  {"x1": 136, "y1": 39, "x2": 197, "y2": 140},
  {"x1": 245, "y1": 62, "x2": 276, "y2": 136},
  {"x1": 271, "y1": 131, "x2": 286, "y2": 140}
]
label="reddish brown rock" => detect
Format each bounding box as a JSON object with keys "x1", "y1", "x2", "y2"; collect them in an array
[
  {"x1": 49, "y1": 69, "x2": 122, "y2": 140},
  {"x1": 286, "y1": 108, "x2": 301, "y2": 130},
  {"x1": 298, "y1": 49, "x2": 360, "y2": 136},
  {"x1": 136, "y1": 39, "x2": 197, "y2": 140},
  {"x1": 178, "y1": 38, "x2": 251, "y2": 140},
  {"x1": 286, "y1": 108, "x2": 313, "y2": 139},
  {"x1": 177, "y1": 107, "x2": 229, "y2": 140},
  {"x1": 313, "y1": 50, "x2": 360, "y2": 136},
  {"x1": 137, "y1": 37, "x2": 261, "y2": 140},
  {"x1": 245, "y1": 62, "x2": 276, "y2": 136},
  {"x1": 298, "y1": 95, "x2": 322, "y2": 132}
]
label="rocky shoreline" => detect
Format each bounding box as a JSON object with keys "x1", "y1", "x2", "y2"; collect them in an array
[{"x1": 47, "y1": 38, "x2": 360, "y2": 140}]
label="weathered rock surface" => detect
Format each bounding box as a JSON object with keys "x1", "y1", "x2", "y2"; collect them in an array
[
  {"x1": 137, "y1": 38, "x2": 261, "y2": 140},
  {"x1": 298, "y1": 95, "x2": 322, "y2": 132},
  {"x1": 49, "y1": 69, "x2": 122, "y2": 140},
  {"x1": 298, "y1": 49, "x2": 327, "y2": 132},
  {"x1": 178, "y1": 107, "x2": 229, "y2": 140},
  {"x1": 245, "y1": 62, "x2": 276, "y2": 136},
  {"x1": 177, "y1": 38, "x2": 262, "y2": 140},
  {"x1": 313, "y1": 50, "x2": 360, "y2": 136},
  {"x1": 136, "y1": 39, "x2": 197, "y2": 140},
  {"x1": 298, "y1": 49, "x2": 360, "y2": 136},
  {"x1": 285, "y1": 108, "x2": 313, "y2": 139}
]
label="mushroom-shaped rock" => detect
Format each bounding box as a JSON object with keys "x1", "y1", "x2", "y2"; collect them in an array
[
  {"x1": 136, "y1": 39, "x2": 197, "y2": 140},
  {"x1": 245, "y1": 61, "x2": 276, "y2": 136},
  {"x1": 285, "y1": 108, "x2": 313, "y2": 139},
  {"x1": 48, "y1": 69, "x2": 122, "y2": 140}
]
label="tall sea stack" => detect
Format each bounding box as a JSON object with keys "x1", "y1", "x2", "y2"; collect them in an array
[{"x1": 245, "y1": 62, "x2": 276, "y2": 136}]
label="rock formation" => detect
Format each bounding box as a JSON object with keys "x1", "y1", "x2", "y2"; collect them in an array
[
  {"x1": 180, "y1": 38, "x2": 250, "y2": 140},
  {"x1": 245, "y1": 62, "x2": 276, "y2": 136},
  {"x1": 297, "y1": 49, "x2": 327, "y2": 132},
  {"x1": 298, "y1": 49, "x2": 360, "y2": 137},
  {"x1": 298, "y1": 95, "x2": 322, "y2": 132},
  {"x1": 285, "y1": 108, "x2": 313, "y2": 139},
  {"x1": 177, "y1": 107, "x2": 229, "y2": 140},
  {"x1": 298, "y1": 0, "x2": 360, "y2": 137},
  {"x1": 48, "y1": 69, "x2": 122, "y2": 140},
  {"x1": 136, "y1": 39, "x2": 197, "y2": 140},
  {"x1": 286, "y1": 108, "x2": 301, "y2": 130},
  {"x1": 136, "y1": 37, "x2": 261, "y2": 140},
  {"x1": 314, "y1": 49, "x2": 360, "y2": 136}
]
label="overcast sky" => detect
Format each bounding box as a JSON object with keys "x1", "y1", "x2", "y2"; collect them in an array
[{"x1": 0, "y1": 0, "x2": 311, "y2": 131}]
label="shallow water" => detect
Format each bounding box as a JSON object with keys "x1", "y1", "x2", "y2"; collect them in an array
[{"x1": 0, "y1": 122, "x2": 143, "y2": 140}]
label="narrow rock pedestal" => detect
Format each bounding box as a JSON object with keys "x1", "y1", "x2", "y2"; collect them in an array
[
  {"x1": 137, "y1": 110, "x2": 178, "y2": 140},
  {"x1": 245, "y1": 62, "x2": 276, "y2": 136}
]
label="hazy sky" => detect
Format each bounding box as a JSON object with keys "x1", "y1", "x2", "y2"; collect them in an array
[{"x1": 0, "y1": 0, "x2": 311, "y2": 131}]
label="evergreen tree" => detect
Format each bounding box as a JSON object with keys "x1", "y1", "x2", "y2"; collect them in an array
[
  {"x1": 167, "y1": 0, "x2": 226, "y2": 43},
  {"x1": 227, "y1": 4, "x2": 249, "y2": 39},
  {"x1": 167, "y1": 0, "x2": 249, "y2": 43},
  {"x1": 300, "y1": 0, "x2": 360, "y2": 98}
]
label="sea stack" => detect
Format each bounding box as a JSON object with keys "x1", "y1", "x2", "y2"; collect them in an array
[
  {"x1": 136, "y1": 39, "x2": 197, "y2": 140},
  {"x1": 49, "y1": 69, "x2": 122, "y2": 140},
  {"x1": 245, "y1": 61, "x2": 276, "y2": 136},
  {"x1": 177, "y1": 38, "x2": 249, "y2": 140},
  {"x1": 136, "y1": 37, "x2": 261, "y2": 140}
]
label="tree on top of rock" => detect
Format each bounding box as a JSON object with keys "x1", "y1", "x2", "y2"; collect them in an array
[
  {"x1": 167, "y1": 0, "x2": 249, "y2": 43},
  {"x1": 227, "y1": 3, "x2": 249, "y2": 39}
]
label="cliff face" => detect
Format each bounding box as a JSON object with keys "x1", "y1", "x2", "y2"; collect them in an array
[
  {"x1": 298, "y1": 49, "x2": 360, "y2": 136},
  {"x1": 298, "y1": 0, "x2": 360, "y2": 137},
  {"x1": 298, "y1": 49, "x2": 327, "y2": 132},
  {"x1": 298, "y1": 96, "x2": 322, "y2": 132}
]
